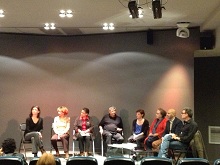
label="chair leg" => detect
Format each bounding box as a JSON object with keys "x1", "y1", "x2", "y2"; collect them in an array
[
  {"x1": 19, "y1": 140, "x2": 22, "y2": 153},
  {"x1": 101, "y1": 138, "x2": 103, "y2": 156},
  {"x1": 22, "y1": 142, "x2": 27, "y2": 159},
  {"x1": 92, "y1": 140, "x2": 95, "y2": 156},
  {"x1": 73, "y1": 141, "x2": 75, "y2": 156}
]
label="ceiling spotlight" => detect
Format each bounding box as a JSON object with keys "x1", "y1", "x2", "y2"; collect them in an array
[
  {"x1": 44, "y1": 23, "x2": 56, "y2": 30},
  {"x1": 103, "y1": 23, "x2": 115, "y2": 31},
  {"x1": 128, "y1": 0, "x2": 139, "y2": 19},
  {"x1": 66, "y1": 10, "x2": 73, "y2": 18},
  {"x1": 152, "y1": 0, "x2": 162, "y2": 19},
  {"x1": 59, "y1": 10, "x2": 66, "y2": 18},
  {"x1": 176, "y1": 22, "x2": 190, "y2": 38},
  {"x1": 0, "y1": 9, "x2": 5, "y2": 17},
  {"x1": 108, "y1": 23, "x2": 115, "y2": 30},
  {"x1": 59, "y1": 10, "x2": 73, "y2": 18}
]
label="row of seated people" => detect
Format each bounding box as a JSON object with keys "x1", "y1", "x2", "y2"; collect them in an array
[{"x1": 19, "y1": 105, "x2": 198, "y2": 160}]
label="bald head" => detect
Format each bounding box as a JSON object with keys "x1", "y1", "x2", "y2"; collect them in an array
[{"x1": 167, "y1": 109, "x2": 176, "y2": 120}]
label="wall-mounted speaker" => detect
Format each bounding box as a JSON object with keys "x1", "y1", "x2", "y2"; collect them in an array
[
  {"x1": 147, "y1": 30, "x2": 153, "y2": 45},
  {"x1": 200, "y1": 31, "x2": 215, "y2": 50}
]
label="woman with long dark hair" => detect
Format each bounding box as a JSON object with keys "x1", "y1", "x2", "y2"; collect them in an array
[{"x1": 24, "y1": 106, "x2": 45, "y2": 157}]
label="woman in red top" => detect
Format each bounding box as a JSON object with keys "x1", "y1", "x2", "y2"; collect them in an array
[
  {"x1": 144, "y1": 108, "x2": 167, "y2": 153},
  {"x1": 73, "y1": 107, "x2": 94, "y2": 156}
]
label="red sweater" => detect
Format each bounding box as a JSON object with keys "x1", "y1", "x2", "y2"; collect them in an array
[{"x1": 144, "y1": 117, "x2": 167, "y2": 146}]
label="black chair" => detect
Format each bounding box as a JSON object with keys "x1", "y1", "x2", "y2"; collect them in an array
[
  {"x1": 104, "y1": 157, "x2": 135, "y2": 165},
  {"x1": 140, "y1": 157, "x2": 173, "y2": 165},
  {"x1": 72, "y1": 130, "x2": 95, "y2": 156},
  {"x1": 177, "y1": 158, "x2": 209, "y2": 165},
  {"x1": 29, "y1": 157, "x2": 61, "y2": 165},
  {"x1": 0, "y1": 156, "x2": 24, "y2": 165},
  {"x1": 18, "y1": 123, "x2": 32, "y2": 159},
  {"x1": 214, "y1": 158, "x2": 220, "y2": 165},
  {"x1": 66, "y1": 156, "x2": 98, "y2": 165}
]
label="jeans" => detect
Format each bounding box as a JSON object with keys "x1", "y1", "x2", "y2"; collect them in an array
[{"x1": 158, "y1": 134, "x2": 187, "y2": 158}]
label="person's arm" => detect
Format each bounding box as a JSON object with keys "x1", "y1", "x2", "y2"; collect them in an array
[
  {"x1": 53, "y1": 117, "x2": 60, "y2": 134},
  {"x1": 99, "y1": 116, "x2": 105, "y2": 134},
  {"x1": 73, "y1": 116, "x2": 80, "y2": 133},
  {"x1": 39, "y1": 118, "x2": 43, "y2": 133},
  {"x1": 142, "y1": 119, "x2": 149, "y2": 135},
  {"x1": 116, "y1": 116, "x2": 123, "y2": 132},
  {"x1": 86, "y1": 117, "x2": 94, "y2": 133}
]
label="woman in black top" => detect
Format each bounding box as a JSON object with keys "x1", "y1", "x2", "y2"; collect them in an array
[
  {"x1": 24, "y1": 106, "x2": 45, "y2": 157},
  {"x1": 128, "y1": 109, "x2": 149, "y2": 149}
]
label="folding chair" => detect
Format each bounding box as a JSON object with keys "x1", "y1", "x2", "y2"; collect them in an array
[
  {"x1": 18, "y1": 123, "x2": 32, "y2": 159},
  {"x1": 72, "y1": 130, "x2": 95, "y2": 156}
]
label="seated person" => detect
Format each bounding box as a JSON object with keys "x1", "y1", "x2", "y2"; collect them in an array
[
  {"x1": 51, "y1": 106, "x2": 70, "y2": 159},
  {"x1": 144, "y1": 108, "x2": 167, "y2": 153},
  {"x1": 158, "y1": 107, "x2": 198, "y2": 158},
  {"x1": 99, "y1": 106, "x2": 124, "y2": 144},
  {"x1": 128, "y1": 109, "x2": 149, "y2": 150},
  {"x1": 24, "y1": 106, "x2": 46, "y2": 157},
  {"x1": 73, "y1": 107, "x2": 94, "y2": 156},
  {"x1": 1, "y1": 138, "x2": 28, "y2": 165}
]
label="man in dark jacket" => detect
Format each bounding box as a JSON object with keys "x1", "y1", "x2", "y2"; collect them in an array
[{"x1": 163, "y1": 108, "x2": 183, "y2": 136}]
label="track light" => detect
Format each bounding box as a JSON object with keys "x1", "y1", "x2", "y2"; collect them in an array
[
  {"x1": 128, "y1": 0, "x2": 139, "y2": 19},
  {"x1": 152, "y1": 0, "x2": 162, "y2": 19},
  {"x1": 59, "y1": 10, "x2": 73, "y2": 18},
  {"x1": 0, "y1": 9, "x2": 5, "y2": 17},
  {"x1": 44, "y1": 23, "x2": 56, "y2": 30},
  {"x1": 103, "y1": 23, "x2": 115, "y2": 30}
]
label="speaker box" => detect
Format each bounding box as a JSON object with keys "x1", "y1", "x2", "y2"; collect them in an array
[
  {"x1": 200, "y1": 31, "x2": 215, "y2": 50},
  {"x1": 147, "y1": 30, "x2": 153, "y2": 45}
]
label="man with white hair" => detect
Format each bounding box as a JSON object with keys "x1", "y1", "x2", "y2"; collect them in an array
[{"x1": 99, "y1": 106, "x2": 124, "y2": 144}]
